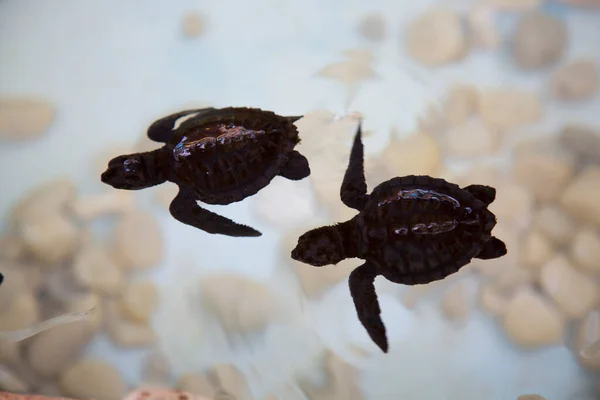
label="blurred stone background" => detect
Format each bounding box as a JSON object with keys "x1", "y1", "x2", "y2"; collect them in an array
[{"x1": 1, "y1": 0, "x2": 600, "y2": 399}]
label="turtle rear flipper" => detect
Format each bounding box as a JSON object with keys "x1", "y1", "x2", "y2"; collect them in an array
[
  {"x1": 349, "y1": 262, "x2": 388, "y2": 353},
  {"x1": 279, "y1": 150, "x2": 310, "y2": 180},
  {"x1": 169, "y1": 188, "x2": 262, "y2": 237},
  {"x1": 340, "y1": 121, "x2": 369, "y2": 211},
  {"x1": 147, "y1": 108, "x2": 216, "y2": 143},
  {"x1": 463, "y1": 184, "x2": 496, "y2": 205},
  {"x1": 475, "y1": 237, "x2": 506, "y2": 259}
]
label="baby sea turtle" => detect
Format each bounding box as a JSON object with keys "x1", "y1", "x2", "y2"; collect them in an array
[
  {"x1": 291, "y1": 122, "x2": 507, "y2": 353},
  {"x1": 101, "y1": 107, "x2": 310, "y2": 237}
]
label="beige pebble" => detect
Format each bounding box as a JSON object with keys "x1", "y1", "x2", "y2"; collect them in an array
[
  {"x1": 574, "y1": 311, "x2": 600, "y2": 371},
  {"x1": 512, "y1": 11, "x2": 567, "y2": 70},
  {"x1": 60, "y1": 359, "x2": 127, "y2": 400},
  {"x1": 104, "y1": 299, "x2": 157, "y2": 348},
  {"x1": 182, "y1": 12, "x2": 206, "y2": 38},
  {"x1": 21, "y1": 213, "x2": 80, "y2": 265},
  {"x1": 493, "y1": 265, "x2": 534, "y2": 293},
  {"x1": 74, "y1": 243, "x2": 124, "y2": 296},
  {"x1": 520, "y1": 229, "x2": 554, "y2": 270},
  {"x1": 295, "y1": 113, "x2": 359, "y2": 220},
  {"x1": 518, "y1": 395, "x2": 547, "y2": 400},
  {"x1": 404, "y1": 7, "x2": 468, "y2": 66},
  {"x1": 455, "y1": 165, "x2": 504, "y2": 189},
  {"x1": 208, "y1": 364, "x2": 253, "y2": 400},
  {"x1": 488, "y1": 181, "x2": 534, "y2": 231},
  {"x1": 0, "y1": 339, "x2": 20, "y2": 365},
  {"x1": 478, "y1": 88, "x2": 542, "y2": 132},
  {"x1": 0, "y1": 264, "x2": 30, "y2": 313},
  {"x1": 119, "y1": 281, "x2": 159, "y2": 324},
  {"x1": 559, "y1": 124, "x2": 600, "y2": 162},
  {"x1": 26, "y1": 320, "x2": 98, "y2": 378},
  {"x1": 570, "y1": 227, "x2": 600, "y2": 274},
  {"x1": 10, "y1": 178, "x2": 75, "y2": 225},
  {"x1": 512, "y1": 152, "x2": 574, "y2": 202},
  {"x1": 0, "y1": 98, "x2": 55, "y2": 140},
  {"x1": 367, "y1": 128, "x2": 442, "y2": 186},
  {"x1": 441, "y1": 281, "x2": 471, "y2": 321},
  {"x1": 444, "y1": 84, "x2": 479, "y2": 127},
  {"x1": 560, "y1": 166, "x2": 600, "y2": 226},
  {"x1": 467, "y1": 3, "x2": 502, "y2": 49},
  {"x1": 357, "y1": 13, "x2": 386, "y2": 42},
  {"x1": 200, "y1": 273, "x2": 275, "y2": 333},
  {"x1": 72, "y1": 191, "x2": 136, "y2": 220},
  {"x1": 491, "y1": 0, "x2": 543, "y2": 9},
  {"x1": 299, "y1": 351, "x2": 363, "y2": 400},
  {"x1": 342, "y1": 49, "x2": 375, "y2": 65},
  {"x1": 42, "y1": 267, "x2": 87, "y2": 309},
  {"x1": 177, "y1": 373, "x2": 215, "y2": 397},
  {"x1": 479, "y1": 284, "x2": 509, "y2": 316},
  {"x1": 0, "y1": 293, "x2": 39, "y2": 332},
  {"x1": 0, "y1": 235, "x2": 26, "y2": 261},
  {"x1": 63, "y1": 292, "x2": 103, "y2": 330},
  {"x1": 317, "y1": 58, "x2": 377, "y2": 85},
  {"x1": 113, "y1": 211, "x2": 164, "y2": 270},
  {"x1": 0, "y1": 366, "x2": 28, "y2": 393},
  {"x1": 503, "y1": 288, "x2": 565, "y2": 348},
  {"x1": 141, "y1": 351, "x2": 171, "y2": 386},
  {"x1": 533, "y1": 205, "x2": 576, "y2": 246},
  {"x1": 550, "y1": 59, "x2": 598, "y2": 101},
  {"x1": 540, "y1": 255, "x2": 600, "y2": 318},
  {"x1": 125, "y1": 389, "x2": 207, "y2": 400},
  {"x1": 153, "y1": 184, "x2": 179, "y2": 208},
  {"x1": 446, "y1": 119, "x2": 499, "y2": 157}
]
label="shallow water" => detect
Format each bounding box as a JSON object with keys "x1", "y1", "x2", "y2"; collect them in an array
[{"x1": 1, "y1": 0, "x2": 600, "y2": 399}]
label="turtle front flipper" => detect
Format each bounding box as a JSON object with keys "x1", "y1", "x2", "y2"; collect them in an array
[
  {"x1": 340, "y1": 121, "x2": 369, "y2": 211},
  {"x1": 349, "y1": 261, "x2": 388, "y2": 353},
  {"x1": 147, "y1": 108, "x2": 216, "y2": 143},
  {"x1": 169, "y1": 188, "x2": 262, "y2": 237},
  {"x1": 463, "y1": 184, "x2": 496, "y2": 205},
  {"x1": 279, "y1": 150, "x2": 310, "y2": 180},
  {"x1": 475, "y1": 236, "x2": 507, "y2": 259}
]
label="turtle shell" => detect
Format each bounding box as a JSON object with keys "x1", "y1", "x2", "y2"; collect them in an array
[
  {"x1": 166, "y1": 107, "x2": 300, "y2": 204},
  {"x1": 355, "y1": 175, "x2": 496, "y2": 285}
]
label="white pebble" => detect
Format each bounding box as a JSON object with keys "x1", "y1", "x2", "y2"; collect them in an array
[
  {"x1": 404, "y1": 7, "x2": 468, "y2": 66},
  {"x1": 540, "y1": 255, "x2": 600, "y2": 319},
  {"x1": 112, "y1": 211, "x2": 164, "y2": 270},
  {"x1": 570, "y1": 228, "x2": 600, "y2": 274},
  {"x1": 0, "y1": 98, "x2": 55, "y2": 140},
  {"x1": 72, "y1": 191, "x2": 136, "y2": 220},
  {"x1": 550, "y1": 59, "x2": 598, "y2": 101}
]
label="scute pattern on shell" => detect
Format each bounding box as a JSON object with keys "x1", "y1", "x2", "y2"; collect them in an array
[
  {"x1": 359, "y1": 175, "x2": 496, "y2": 285},
  {"x1": 168, "y1": 107, "x2": 300, "y2": 204}
]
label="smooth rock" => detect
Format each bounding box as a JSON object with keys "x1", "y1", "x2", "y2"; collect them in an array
[
  {"x1": 513, "y1": 11, "x2": 567, "y2": 70},
  {"x1": 540, "y1": 255, "x2": 600, "y2": 318},
  {"x1": 60, "y1": 359, "x2": 127, "y2": 400},
  {"x1": 550, "y1": 59, "x2": 599, "y2": 101},
  {"x1": 503, "y1": 288, "x2": 565, "y2": 348}
]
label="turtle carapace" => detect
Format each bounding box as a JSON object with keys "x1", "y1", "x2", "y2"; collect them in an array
[
  {"x1": 101, "y1": 107, "x2": 310, "y2": 237},
  {"x1": 291, "y1": 121, "x2": 507, "y2": 353}
]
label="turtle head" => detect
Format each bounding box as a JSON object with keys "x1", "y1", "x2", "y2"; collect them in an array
[
  {"x1": 291, "y1": 226, "x2": 346, "y2": 267},
  {"x1": 101, "y1": 152, "x2": 166, "y2": 190}
]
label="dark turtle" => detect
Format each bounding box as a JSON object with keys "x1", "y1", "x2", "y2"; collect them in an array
[
  {"x1": 101, "y1": 107, "x2": 310, "y2": 237},
  {"x1": 291, "y1": 121, "x2": 507, "y2": 353}
]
